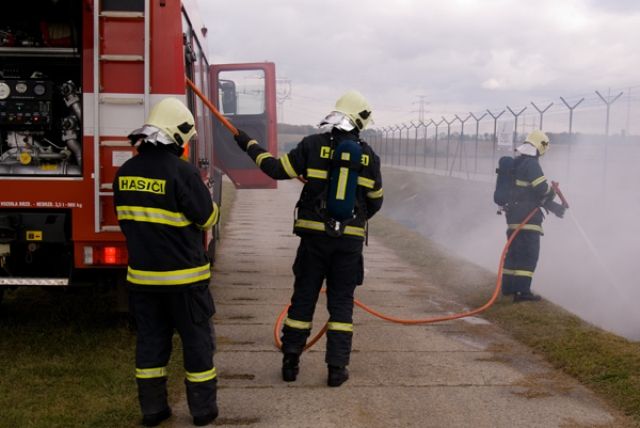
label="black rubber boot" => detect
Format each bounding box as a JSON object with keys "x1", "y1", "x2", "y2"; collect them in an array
[
  {"x1": 193, "y1": 410, "x2": 218, "y2": 426},
  {"x1": 513, "y1": 291, "x2": 542, "y2": 303},
  {"x1": 186, "y1": 378, "x2": 218, "y2": 426},
  {"x1": 282, "y1": 353, "x2": 300, "y2": 382},
  {"x1": 141, "y1": 407, "x2": 171, "y2": 427},
  {"x1": 327, "y1": 365, "x2": 349, "y2": 387},
  {"x1": 137, "y1": 377, "x2": 170, "y2": 426}
]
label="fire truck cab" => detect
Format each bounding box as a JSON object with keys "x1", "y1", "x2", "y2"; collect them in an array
[{"x1": 0, "y1": 0, "x2": 277, "y2": 302}]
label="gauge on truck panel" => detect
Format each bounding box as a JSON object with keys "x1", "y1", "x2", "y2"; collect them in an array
[{"x1": 0, "y1": 82, "x2": 10, "y2": 100}]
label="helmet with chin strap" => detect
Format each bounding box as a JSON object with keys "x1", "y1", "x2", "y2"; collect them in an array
[
  {"x1": 525, "y1": 129, "x2": 550, "y2": 156},
  {"x1": 334, "y1": 90, "x2": 373, "y2": 131},
  {"x1": 129, "y1": 97, "x2": 197, "y2": 146}
]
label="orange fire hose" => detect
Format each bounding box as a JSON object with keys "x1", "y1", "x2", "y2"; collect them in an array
[
  {"x1": 186, "y1": 77, "x2": 238, "y2": 136},
  {"x1": 273, "y1": 208, "x2": 540, "y2": 351}
]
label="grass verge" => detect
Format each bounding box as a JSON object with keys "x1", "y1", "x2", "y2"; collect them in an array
[
  {"x1": 0, "y1": 180, "x2": 238, "y2": 428},
  {"x1": 369, "y1": 214, "x2": 640, "y2": 426}
]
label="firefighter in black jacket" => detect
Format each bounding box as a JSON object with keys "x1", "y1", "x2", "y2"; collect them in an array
[
  {"x1": 503, "y1": 130, "x2": 564, "y2": 302},
  {"x1": 113, "y1": 98, "x2": 220, "y2": 427},
  {"x1": 234, "y1": 90, "x2": 383, "y2": 387}
]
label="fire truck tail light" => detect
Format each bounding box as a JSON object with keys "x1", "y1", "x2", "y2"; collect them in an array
[
  {"x1": 83, "y1": 245, "x2": 127, "y2": 266},
  {"x1": 103, "y1": 247, "x2": 117, "y2": 264},
  {"x1": 83, "y1": 246, "x2": 93, "y2": 264}
]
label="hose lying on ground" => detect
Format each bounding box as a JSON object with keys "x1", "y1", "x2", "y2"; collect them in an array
[{"x1": 273, "y1": 208, "x2": 539, "y2": 351}]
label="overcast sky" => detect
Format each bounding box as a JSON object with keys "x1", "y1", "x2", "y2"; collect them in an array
[{"x1": 198, "y1": 0, "x2": 640, "y2": 127}]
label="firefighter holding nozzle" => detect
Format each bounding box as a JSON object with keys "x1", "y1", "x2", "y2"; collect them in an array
[
  {"x1": 495, "y1": 130, "x2": 566, "y2": 302},
  {"x1": 114, "y1": 98, "x2": 220, "y2": 427},
  {"x1": 233, "y1": 90, "x2": 383, "y2": 387}
]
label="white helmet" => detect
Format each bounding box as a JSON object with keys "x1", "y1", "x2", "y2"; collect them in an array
[
  {"x1": 129, "y1": 97, "x2": 196, "y2": 146},
  {"x1": 525, "y1": 130, "x2": 550, "y2": 156},
  {"x1": 334, "y1": 90, "x2": 373, "y2": 131}
]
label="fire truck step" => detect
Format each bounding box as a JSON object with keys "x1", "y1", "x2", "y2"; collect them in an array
[
  {"x1": 100, "y1": 54, "x2": 144, "y2": 62},
  {"x1": 100, "y1": 11, "x2": 144, "y2": 19},
  {"x1": 0, "y1": 278, "x2": 69, "y2": 286}
]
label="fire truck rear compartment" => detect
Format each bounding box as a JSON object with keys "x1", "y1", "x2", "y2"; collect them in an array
[{"x1": 0, "y1": 210, "x2": 72, "y2": 283}]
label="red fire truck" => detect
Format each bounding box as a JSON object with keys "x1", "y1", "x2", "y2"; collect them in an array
[{"x1": 0, "y1": 0, "x2": 277, "y2": 303}]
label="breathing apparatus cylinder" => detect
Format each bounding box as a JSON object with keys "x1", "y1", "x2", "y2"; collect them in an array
[{"x1": 327, "y1": 137, "x2": 362, "y2": 221}]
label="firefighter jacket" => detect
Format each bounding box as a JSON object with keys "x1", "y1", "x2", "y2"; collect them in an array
[
  {"x1": 113, "y1": 144, "x2": 219, "y2": 289},
  {"x1": 505, "y1": 154, "x2": 553, "y2": 234},
  {"x1": 245, "y1": 130, "x2": 383, "y2": 240}
]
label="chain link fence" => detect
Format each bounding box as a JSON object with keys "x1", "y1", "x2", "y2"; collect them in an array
[{"x1": 364, "y1": 86, "x2": 640, "y2": 194}]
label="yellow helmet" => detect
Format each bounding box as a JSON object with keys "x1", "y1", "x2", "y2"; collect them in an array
[
  {"x1": 525, "y1": 130, "x2": 550, "y2": 156},
  {"x1": 334, "y1": 90, "x2": 372, "y2": 130},
  {"x1": 144, "y1": 97, "x2": 197, "y2": 146}
]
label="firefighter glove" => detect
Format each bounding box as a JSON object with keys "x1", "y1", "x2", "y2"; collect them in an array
[
  {"x1": 544, "y1": 200, "x2": 566, "y2": 218},
  {"x1": 234, "y1": 129, "x2": 255, "y2": 152}
]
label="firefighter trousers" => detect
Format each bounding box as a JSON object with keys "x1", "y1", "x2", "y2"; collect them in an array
[
  {"x1": 502, "y1": 229, "x2": 541, "y2": 295},
  {"x1": 129, "y1": 283, "x2": 217, "y2": 418},
  {"x1": 281, "y1": 235, "x2": 364, "y2": 367}
]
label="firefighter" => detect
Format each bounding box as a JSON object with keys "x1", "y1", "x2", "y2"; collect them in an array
[
  {"x1": 233, "y1": 90, "x2": 383, "y2": 387},
  {"x1": 502, "y1": 130, "x2": 565, "y2": 302},
  {"x1": 113, "y1": 98, "x2": 220, "y2": 427}
]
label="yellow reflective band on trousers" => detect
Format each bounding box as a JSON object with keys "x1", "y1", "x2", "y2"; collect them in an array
[
  {"x1": 256, "y1": 152, "x2": 273, "y2": 167},
  {"x1": 515, "y1": 179, "x2": 531, "y2": 187},
  {"x1": 357, "y1": 176, "x2": 375, "y2": 189},
  {"x1": 327, "y1": 322, "x2": 353, "y2": 332},
  {"x1": 284, "y1": 317, "x2": 312, "y2": 330},
  {"x1": 136, "y1": 366, "x2": 167, "y2": 379},
  {"x1": 197, "y1": 203, "x2": 219, "y2": 230},
  {"x1": 116, "y1": 205, "x2": 191, "y2": 227},
  {"x1": 367, "y1": 188, "x2": 383, "y2": 199},
  {"x1": 280, "y1": 154, "x2": 298, "y2": 178},
  {"x1": 127, "y1": 263, "x2": 211, "y2": 285},
  {"x1": 185, "y1": 367, "x2": 217, "y2": 383},
  {"x1": 508, "y1": 224, "x2": 543, "y2": 233},
  {"x1": 503, "y1": 268, "x2": 534, "y2": 278},
  {"x1": 307, "y1": 168, "x2": 328, "y2": 179},
  {"x1": 294, "y1": 219, "x2": 365, "y2": 238}
]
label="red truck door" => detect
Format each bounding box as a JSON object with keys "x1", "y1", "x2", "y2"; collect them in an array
[{"x1": 210, "y1": 62, "x2": 277, "y2": 189}]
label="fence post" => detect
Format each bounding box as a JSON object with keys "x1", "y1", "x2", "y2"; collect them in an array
[
  {"x1": 530, "y1": 101, "x2": 553, "y2": 129},
  {"x1": 487, "y1": 109, "x2": 505, "y2": 169},
  {"x1": 441, "y1": 116, "x2": 454, "y2": 172},
  {"x1": 507, "y1": 106, "x2": 527, "y2": 151},
  {"x1": 451, "y1": 114, "x2": 471, "y2": 178},
  {"x1": 433, "y1": 119, "x2": 444, "y2": 170},
  {"x1": 423, "y1": 120, "x2": 431, "y2": 168},
  {"x1": 470, "y1": 112, "x2": 487, "y2": 174},
  {"x1": 410, "y1": 121, "x2": 421, "y2": 168}
]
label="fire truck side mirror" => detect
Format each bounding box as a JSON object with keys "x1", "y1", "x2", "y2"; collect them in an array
[{"x1": 219, "y1": 80, "x2": 237, "y2": 115}]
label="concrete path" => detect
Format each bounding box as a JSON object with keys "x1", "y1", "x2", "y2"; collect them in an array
[{"x1": 173, "y1": 180, "x2": 623, "y2": 428}]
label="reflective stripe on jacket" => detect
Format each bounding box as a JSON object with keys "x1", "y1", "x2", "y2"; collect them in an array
[
  {"x1": 505, "y1": 155, "x2": 549, "y2": 233},
  {"x1": 245, "y1": 130, "x2": 383, "y2": 240},
  {"x1": 113, "y1": 144, "x2": 219, "y2": 288}
]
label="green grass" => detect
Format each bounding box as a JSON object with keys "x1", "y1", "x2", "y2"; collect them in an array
[
  {"x1": 0, "y1": 181, "x2": 238, "y2": 428},
  {"x1": 0, "y1": 289, "x2": 139, "y2": 428},
  {"x1": 370, "y1": 214, "x2": 640, "y2": 426}
]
